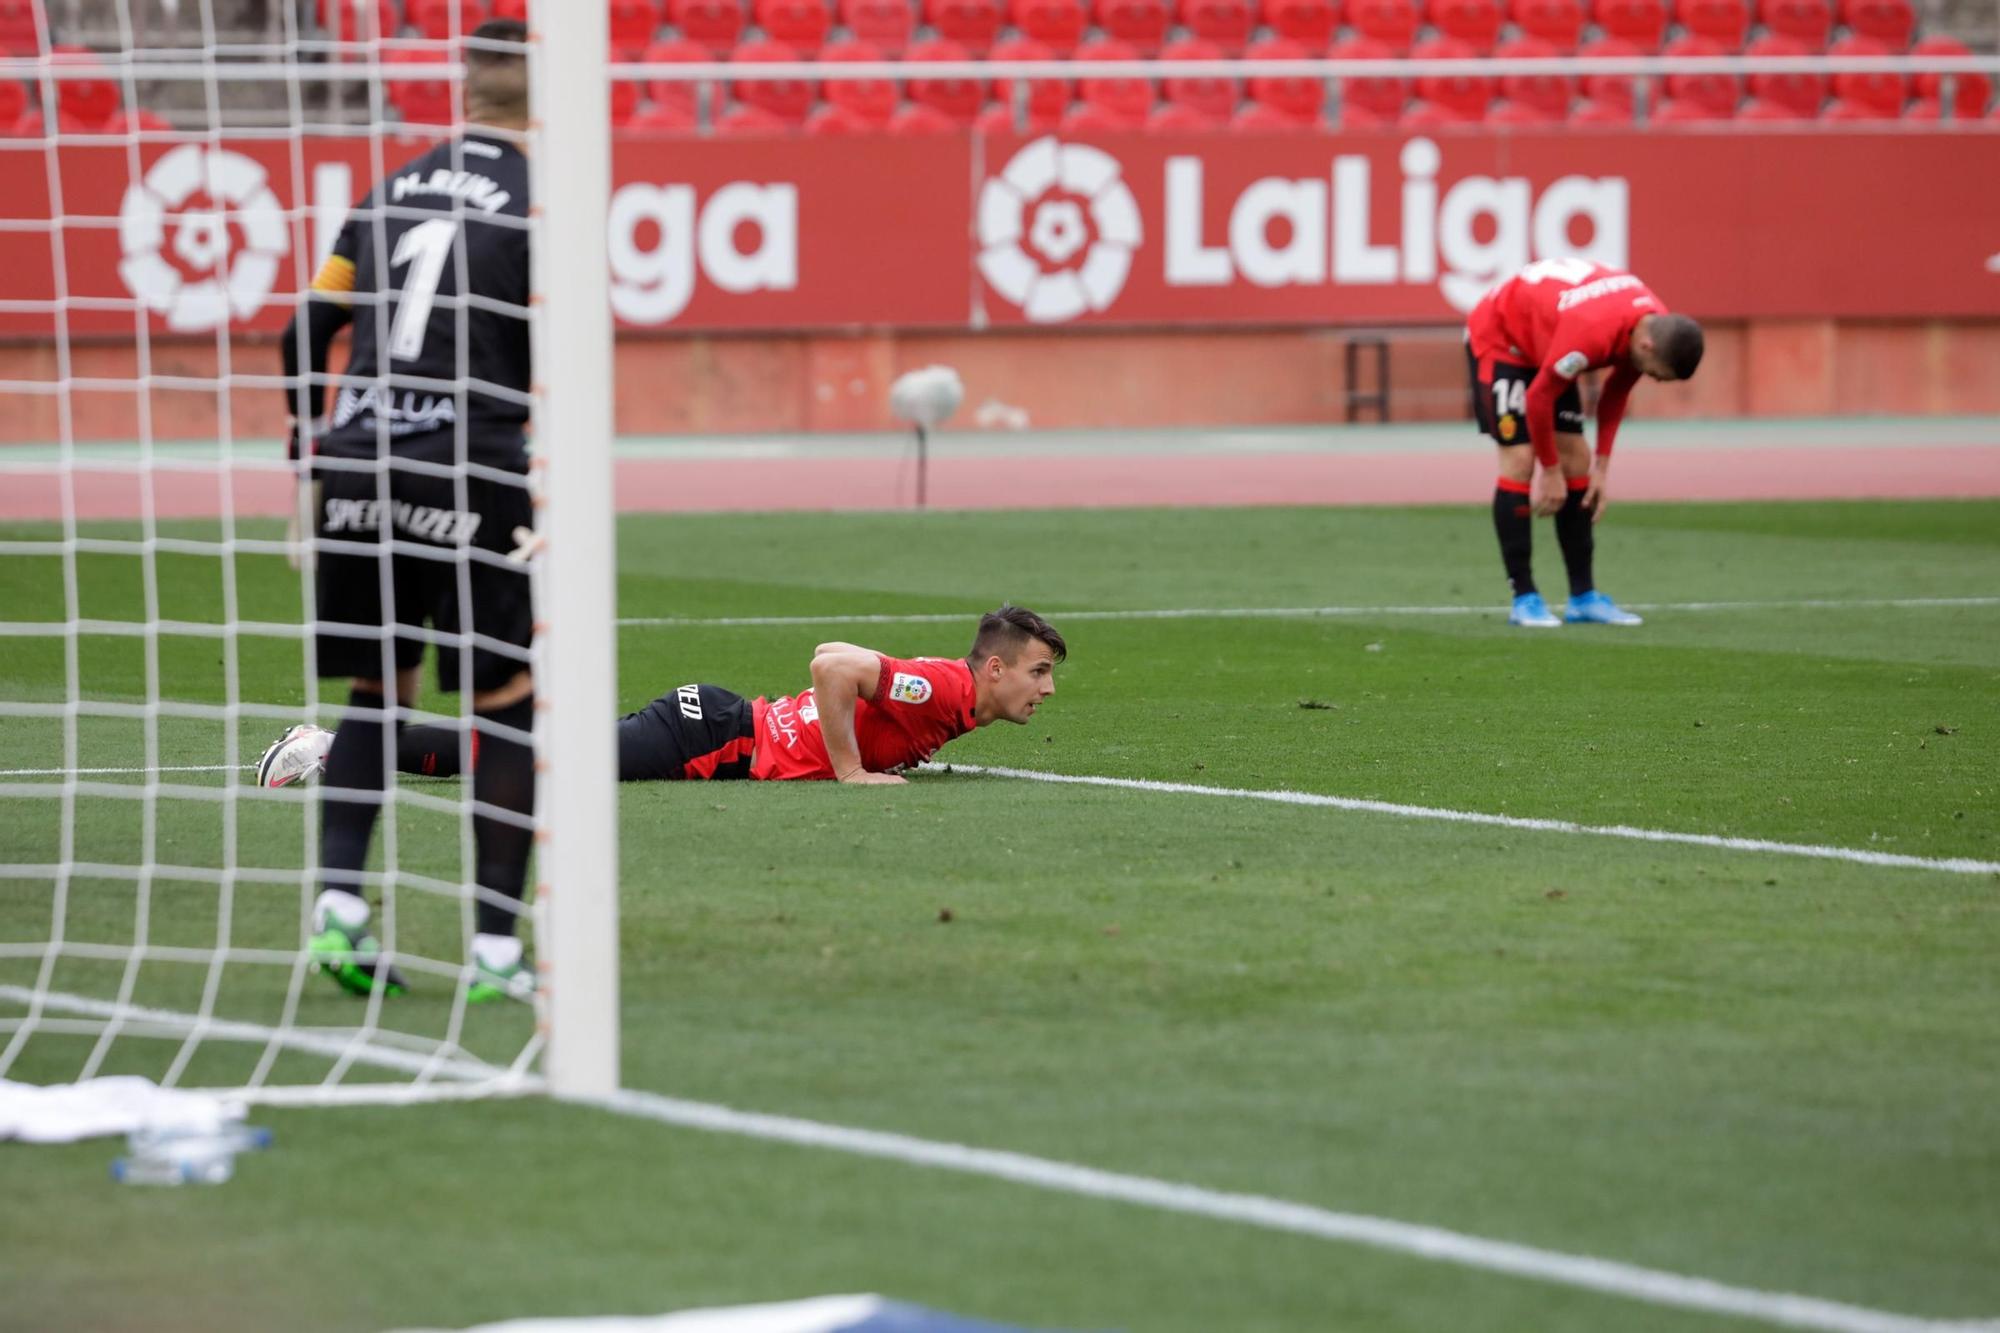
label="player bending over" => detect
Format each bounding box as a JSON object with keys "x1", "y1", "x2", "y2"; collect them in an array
[
  {"x1": 1466, "y1": 257, "x2": 1704, "y2": 628},
  {"x1": 260, "y1": 605, "x2": 1066, "y2": 792}
]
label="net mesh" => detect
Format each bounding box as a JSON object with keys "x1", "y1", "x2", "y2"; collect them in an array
[{"x1": 0, "y1": 1, "x2": 557, "y2": 1104}]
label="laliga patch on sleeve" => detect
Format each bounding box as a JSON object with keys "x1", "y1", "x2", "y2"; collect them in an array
[
  {"x1": 1553, "y1": 350, "x2": 1590, "y2": 378},
  {"x1": 888, "y1": 672, "x2": 934, "y2": 705}
]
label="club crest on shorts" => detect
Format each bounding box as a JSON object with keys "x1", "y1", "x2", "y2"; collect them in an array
[
  {"x1": 1498, "y1": 413, "x2": 1518, "y2": 442},
  {"x1": 888, "y1": 672, "x2": 933, "y2": 705}
]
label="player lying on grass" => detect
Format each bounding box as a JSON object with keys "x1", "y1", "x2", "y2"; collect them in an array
[
  {"x1": 259, "y1": 605, "x2": 1066, "y2": 792},
  {"x1": 1466, "y1": 257, "x2": 1705, "y2": 628}
]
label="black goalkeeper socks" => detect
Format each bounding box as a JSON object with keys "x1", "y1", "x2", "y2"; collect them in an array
[
  {"x1": 1492, "y1": 480, "x2": 1536, "y2": 597},
  {"x1": 321, "y1": 687, "x2": 396, "y2": 895},
  {"x1": 1555, "y1": 482, "x2": 1595, "y2": 598},
  {"x1": 471, "y1": 697, "x2": 536, "y2": 940}
]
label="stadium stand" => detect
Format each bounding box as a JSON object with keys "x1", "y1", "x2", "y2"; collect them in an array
[
  {"x1": 984, "y1": 33, "x2": 1075, "y2": 126},
  {"x1": 0, "y1": 0, "x2": 41, "y2": 54},
  {"x1": 1828, "y1": 33, "x2": 1910, "y2": 112},
  {"x1": 1182, "y1": 0, "x2": 1255, "y2": 52},
  {"x1": 1843, "y1": 0, "x2": 1915, "y2": 47},
  {"x1": 843, "y1": 0, "x2": 917, "y2": 51},
  {"x1": 730, "y1": 37, "x2": 817, "y2": 121},
  {"x1": 1011, "y1": 0, "x2": 1090, "y2": 52},
  {"x1": 1745, "y1": 32, "x2": 1827, "y2": 114},
  {"x1": 1162, "y1": 36, "x2": 1244, "y2": 120},
  {"x1": 927, "y1": 0, "x2": 1007, "y2": 50},
  {"x1": 821, "y1": 37, "x2": 901, "y2": 119},
  {"x1": 1331, "y1": 34, "x2": 1412, "y2": 122},
  {"x1": 671, "y1": 0, "x2": 748, "y2": 55},
  {"x1": 1246, "y1": 36, "x2": 1327, "y2": 121},
  {"x1": 1406, "y1": 34, "x2": 1494, "y2": 121},
  {"x1": 1348, "y1": 0, "x2": 1423, "y2": 49},
  {"x1": 1072, "y1": 35, "x2": 1156, "y2": 123},
  {"x1": 1096, "y1": 0, "x2": 1172, "y2": 52},
  {"x1": 1432, "y1": 0, "x2": 1505, "y2": 51},
  {"x1": 1673, "y1": 0, "x2": 1750, "y2": 48},
  {"x1": 1661, "y1": 33, "x2": 1743, "y2": 112},
  {"x1": 409, "y1": 0, "x2": 488, "y2": 40},
  {"x1": 755, "y1": 0, "x2": 833, "y2": 50},
  {"x1": 1510, "y1": 0, "x2": 1586, "y2": 48},
  {"x1": 1264, "y1": 0, "x2": 1342, "y2": 47},
  {"x1": 1908, "y1": 34, "x2": 1989, "y2": 116},
  {"x1": 1759, "y1": 0, "x2": 1834, "y2": 49},
  {"x1": 906, "y1": 37, "x2": 990, "y2": 120},
  {"x1": 1495, "y1": 35, "x2": 1576, "y2": 117},
  {"x1": 608, "y1": 0, "x2": 665, "y2": 47},
  {"x1": 1590, "y1": 0, "x2": 1668, "y2": 48}
]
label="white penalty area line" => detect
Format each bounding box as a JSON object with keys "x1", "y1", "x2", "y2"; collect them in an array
[
  {"x1": 938, "y1": 765, "x2": 2000, "y2": 878},
  {"x1": 0, "y1": 762, "x2": 251, "y2": 777},
  {"x1": 596, "y1": 1086, "x2": 1990, "y2": 1333},
  {"x1": 615, "y1": 595, "x2": 2000, "y2": 628}
]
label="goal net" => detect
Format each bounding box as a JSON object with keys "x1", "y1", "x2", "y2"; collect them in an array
[{"x1": 0, "y1": 1, "x2": 619, "y2": 1107}]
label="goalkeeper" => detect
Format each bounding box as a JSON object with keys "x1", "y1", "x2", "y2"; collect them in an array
[
  {"x1": 275, "y1": 20, "x2": 537, "y2": 1003},
  {"x1": 261, "y1": 606, "x2": 1065, "y2": 789}
]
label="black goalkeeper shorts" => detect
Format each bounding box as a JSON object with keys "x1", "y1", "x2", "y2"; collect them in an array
[
  {"x1": 617, "y1": 684, "x2": 756, "y2": 782},
  {"x1": 311, "y1": 454, "x2": 532, "y2": 695}
]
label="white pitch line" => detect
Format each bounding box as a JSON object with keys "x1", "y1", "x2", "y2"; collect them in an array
[
  {"x1": 939, "y1": 764, "x2": 2000, "y2": 878},
  {"x1": 617, "y1": 595, "x2": 2000, "y2": 628},
  {"x1": 595, "y1": 1087, "x2": 1979, "y2": 1333},
  {"x1": 0, "y1": 763, "x2": 251, "y2": 777}
]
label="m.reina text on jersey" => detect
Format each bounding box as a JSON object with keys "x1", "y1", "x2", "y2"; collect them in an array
[{"x1": 330, "y1": 155, "x2": 514, "y2": 437}]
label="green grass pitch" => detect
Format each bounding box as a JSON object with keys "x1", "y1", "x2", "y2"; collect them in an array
[{"x1": 3, "y1": 500, "x2": 1998, "y2": 1333}]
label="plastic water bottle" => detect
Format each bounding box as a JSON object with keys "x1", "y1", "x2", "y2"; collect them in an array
[{"x1": 111, "y1": 1124, "x2": 272, "y2": 1186}]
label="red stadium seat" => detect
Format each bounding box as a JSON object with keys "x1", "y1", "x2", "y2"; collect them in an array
[
  {"x1": 1578, "y1": 36, "x2": 1641, "y2": 106},
  {"x1": 1180, "y1": 0, "x2": 1255, "y2": 53},
  {"x1": 625, "y1": 101, "x2": 699, "y2": 132},
  {"x1": 1430, "y1": 0, "x2": 1503, "y2": 51},
  {"x1": 1671, "y1": 0, "x2": 1747, "y2": 48},
  {"x1": 1840, "y1": 0, "x2": 1912, "y2": 49},
  {"x1": 0, "y1": 0, "x2": 42, "y2": 55},
  {"x1": 1570, "y1": 95, "x2": 1635, "y2": 121},
  {"x1": 1063, "y1": 100, "x2": 1143, "y2": 128},
  {"x1": 0, "y1": 78, "x2": 25, "y2": 126},
  {"x1": 321, "y1": 0, "x2": 400, "y2": 43},
  {"x1": 409, "y1": 0, "x2": 485, "y2": 39},
  {"x1": 1745, "y1": 33, "x2": 1825, "y2": 115},
  {"x1": 716, "y1": 102, "x2": 794, "y2": 132},
  {"x1": 1096, "y1": 0, "x2": 1172, "y2": 52},
  {"x1": 1588, "y1": 0, "x2": 1665, "y2": 48},
  {"x1": 1411, "y1": 35, "x2": 1493, "y2": 119},
  {"x1": 905, "y1": 37, "x2": 987, "y2": 122},
  {"x1": 806, "y1": 101, "x2": 876, "y2": 131},
  {"x1": 1736, "y1": 94, "x2": 1808, "y2": 117},
  {"x1": 1495, "y1": 37, "x2": 1573, "y2": 116},
  {"x1": 730, "y1": 38, "x2": 816, "y2": 122},
  {"x1": 1074, "y1": 36, "x2": 1155, "y2": 123},
  {"x1": 611, "y1": 68, "x2": 642, "y2": 123},
  {"x1": 670, "y1": 0, "x2": 748, "y2": 54},
  {"x1": 1508, "y1": 0, "x2": 1584, "y2": 48},
  {"x1": 1908, "y1": 36, "x2": 1989, "y2": 119},
  {"x1": 1010, "y1": 0, "x2": 1088, "y2": 53},
  {"x1": 49, "y1": 48, "x2": 118, "y2": 129},
  {"x1": 842, "y1": 0, "x2": 915, "y2": 50},
  {"x1": 1262, "y1": 0, "x2": 1341, "y2": 47},
  {"x1": 889, "y1": 101, "x2": 962, "y2": 131},
  {"x1": 1828, "y1": 34, "x2": 1905, "y2": 113},
  {"x1": 643, "y1": 37, "x2": 712, "y2": 110},
  {"x1": 756, "y1": 0, "x2": 832, "y2": 49},
  {"x1": 491, "y1": 0, "x2": 527, "y2": 17},
  {"x1": 107, "y1": 107, "x2": 173, "y2": 133},
  {"x1": 820, "y1": 38, "x2": 899, "y2": 121},
  {"x1": 1246, "y1": 36, "x2": 1325, "y2": 121},
  {"x1": 1162, "y1": 37, "x2": 1242, "y2": 121},
  {"x1": 1756, "y1": 0, "x2": 1830, "y2": 50},
  {"x1": 386, "y1": 48, "x2": 456, "y2": 124},
  {"x1": 1150, "y1": 100, "x2": 1225, "y2": 127},
  {"x1": 1662, "y1": 34, "x2": 1740, "y2": 113},
  {"x1": 609, "y1": 0, "x2": 665, "y2": 48},
  {"x1": 989, "y1": 35, "x2": 1075, "y2": 123},
  {"x1": 1234, "y1": 99, "x2": 1320, "y2": 127},
  {"x1": 926, "y1": 0, "x2": 1006, "y2": 51},
  {"x1": 1821, "y1": 94, "x2": 1894, "y2": 118},
  {"x1": 1331, "y1": 35, "x2": 1410, "y2": 120},
  {"x1": 1346, "y1": 0, "x2": 1421, "y2": 49},
  {"x1": 975, "y1": 99, "x2": 1066, "y2": 131},
  {"x1": 1651, "y1": 93, "x2": 1728, "y2": 118}
]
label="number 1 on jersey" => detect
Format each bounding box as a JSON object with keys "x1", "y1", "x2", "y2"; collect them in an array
[{"x1": 387, "y1": 218, "x2": 458, "y2": 362}]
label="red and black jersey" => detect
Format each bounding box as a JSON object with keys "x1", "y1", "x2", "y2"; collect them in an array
[
  {"x1": 750, "y1": 654, "x2": 978, "y2": 781},
  {"x1": 1467, "y1": 259, "x2": 1667, "y2": 466}
]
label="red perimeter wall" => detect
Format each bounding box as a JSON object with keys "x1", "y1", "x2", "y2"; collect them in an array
[{"x1": 1, "y1": 320, "x2": 1997, "y2": 444}]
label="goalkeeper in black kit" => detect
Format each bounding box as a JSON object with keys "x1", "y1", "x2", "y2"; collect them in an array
[{"x1": 270, "y1": 19, "x2": 538, "y2": 1003}]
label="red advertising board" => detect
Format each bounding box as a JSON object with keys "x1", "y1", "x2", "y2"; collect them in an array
[{"x1": 0, "y1": 129, "x2": 1994, "y2": 337}]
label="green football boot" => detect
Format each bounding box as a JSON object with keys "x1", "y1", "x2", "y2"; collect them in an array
[{"x1": 308, "y1": 923, "x2": 409, "y2": 997}]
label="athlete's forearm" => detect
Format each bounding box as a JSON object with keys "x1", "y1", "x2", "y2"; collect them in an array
[
  {"x1": 809, "y1": 650, "x2": 878, "y2": 780},
  {"x1": 280, "y1": 296, "x2": 351, "y2": 427}
]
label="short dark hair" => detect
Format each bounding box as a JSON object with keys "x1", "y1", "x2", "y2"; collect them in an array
[
  {"x1": 969, "y1": 605, "x2": 1066, "y2": 666},
  {"x1": 1654, "y1": 313, "x2": 1704, "y2": 380},
  {"x1": 465, "y1": 19, "x2": 528, "y2": 120}
]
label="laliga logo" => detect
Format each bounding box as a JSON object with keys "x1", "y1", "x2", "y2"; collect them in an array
[
  {"x1": 119, "y1": 145, "x2": 288, "y2": 331},
  {"x1": 977, "y1": 137, "x2": 1141, "y2": 324}
]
